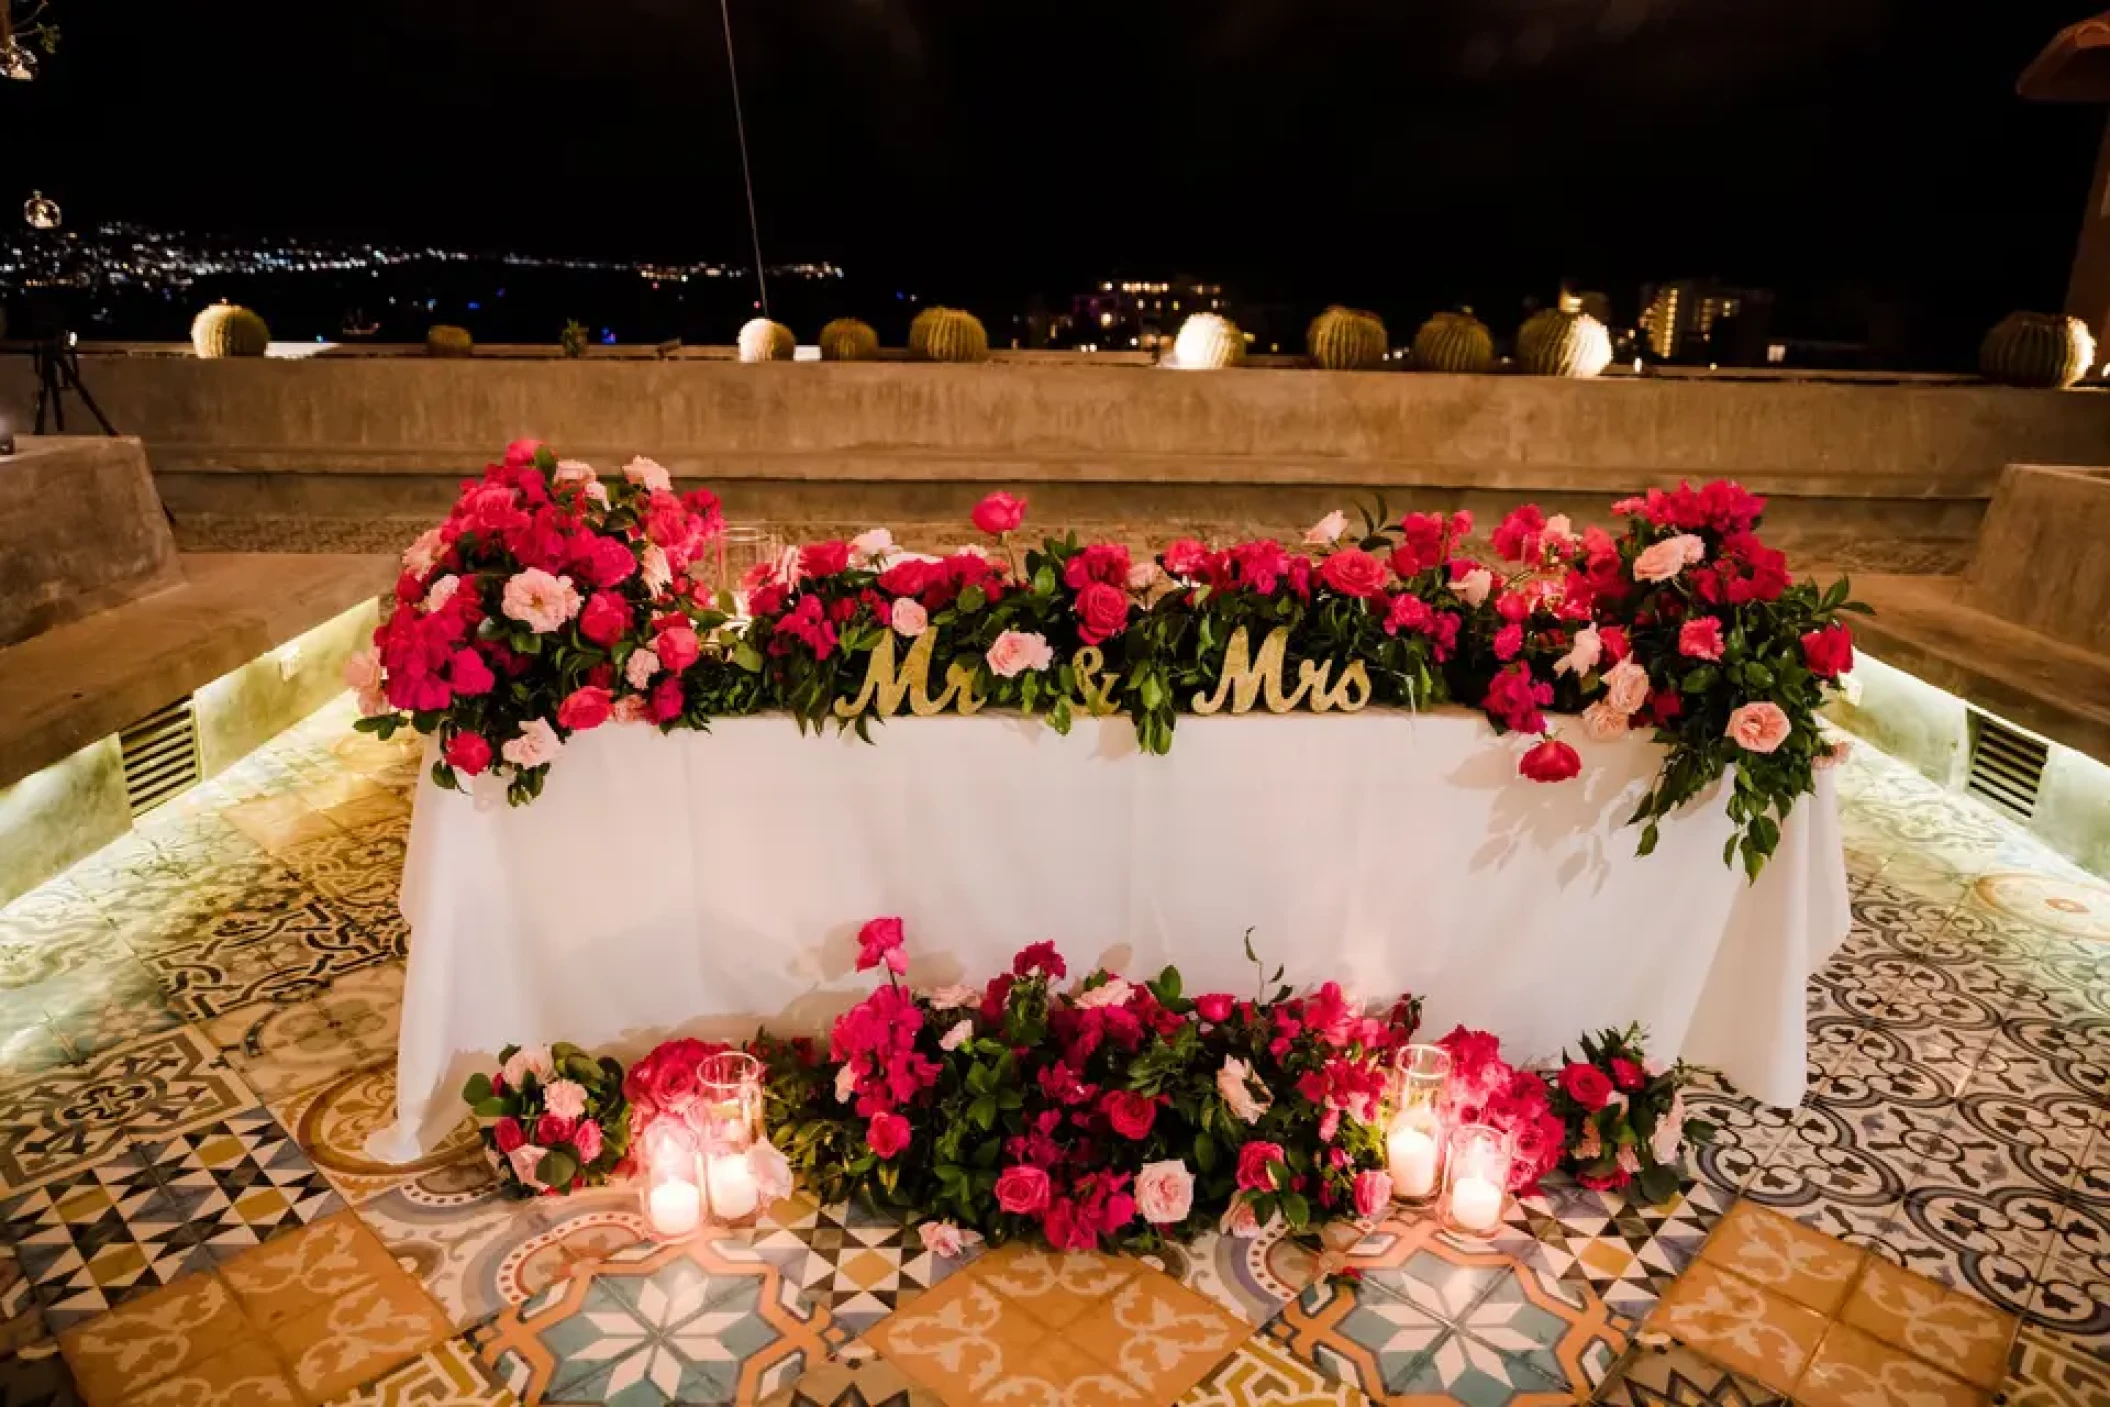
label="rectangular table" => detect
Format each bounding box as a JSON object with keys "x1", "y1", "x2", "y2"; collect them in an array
[{"x1": 369, "y1": 711, "x2": 1849, "y2": 1161}]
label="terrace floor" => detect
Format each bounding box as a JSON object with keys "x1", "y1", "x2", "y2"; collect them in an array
[{"x1": 0, "y1": 697, "x2": 2103, "y2": 1405}]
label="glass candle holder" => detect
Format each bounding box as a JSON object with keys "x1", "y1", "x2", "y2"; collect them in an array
[
  {"x1": 707, "y1": 525, "x2": 779, "y2": 608},
  {"x1": 698, "y1": 1051, "x2": 764, "y2": 1226},
  {"x1": 1384, "y1": 1044, "x2": 1451, "y2": 1205},
  {"x1": 1440, "y1": 1125, "x2": 1511, "y2": 1237},
  {"x1": 640, "y1": 1126, "x2": 703, "y2": 1243}
]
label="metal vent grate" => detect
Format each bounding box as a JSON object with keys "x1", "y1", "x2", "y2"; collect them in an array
[
  {"x1": 119, "y1": 696, "x2": 201, "y2": 817},
  {"x1": 1967, "y1": 713, "x2": 2048, "y2": 821}
]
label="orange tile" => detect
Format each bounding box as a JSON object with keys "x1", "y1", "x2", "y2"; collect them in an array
[
  {"x1": 1842, "y1": 1256, "x2": 2017, "y2": 1391},
  {"x1": 1647, "y1": 1260, "x2": 1829, "y2": 1395},
  {"x1": 59, "y1": 1271, "x2": 253, "y2": 1407},
  {"x1": 973, "y1": 1245, "x2": 1138, "y2": 1330},
  {"x1": 1009, "y1": 1338, "x2": 1152, "y2": 1404},
  {"x1": 220, "y1": 1211, "x2": 404, "y2": 1329},
  {"x1": 866, "y1": 1274, "x2": 1051, "y2": 1400},
  {"x1": 1698, "y1": 1200, "x2": 1868, "y2": 1315},
  {"x1": 1795, "y1": 1323, "x2": 1990, "y2": 1407},
  {"x1": 267, "y1": 1273, "x2": 451, "y2": 1404},
  {"x1": 126, "y1": 1339, "x2": 301, "y2": 1407},
  {"x1": 1066, "y1": 1270, "x2": 1246, "y2": 1399}
]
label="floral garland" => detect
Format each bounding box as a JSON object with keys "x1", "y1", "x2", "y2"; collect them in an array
[
  {"x1": 350, "y1": 441, "x2": 1863, "y2": 873},
  {"x1": 1550, "y1": 1024, "x2": 1714, "y2": 1204},
  {"x1": 462, "y1": 1042, "x2": 631, "y2": 1196}
]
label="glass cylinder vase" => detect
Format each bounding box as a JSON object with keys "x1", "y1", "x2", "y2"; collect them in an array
[
  {"x1": 698, "y1": 1051, "x2": 764, "y2": 1227},
  {"x1": 1439, "y1": 1124, "x2": 1512, "y2": 1238},
  {"x1": 1384, "y1": 1044, "x2": 1451, "y2": 1206},
  {"x1": 639, "y1": 1125, "x2": 704, "y2": 1243},
  {"x1": 706, "y1": 525, "x2": 779, "y2": 609}
]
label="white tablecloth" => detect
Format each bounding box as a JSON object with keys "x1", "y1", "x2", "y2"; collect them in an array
[{"x1": 370, "y1": 711, "x2": 1848, "y2": 1160}]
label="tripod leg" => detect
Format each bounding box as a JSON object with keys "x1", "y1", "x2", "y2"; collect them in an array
[{"x1": 59, "y1": 358, "x2": 117, "y2": 436}]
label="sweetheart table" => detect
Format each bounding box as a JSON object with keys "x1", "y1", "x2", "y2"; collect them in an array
[{"x1": 368, "y1": 710, "x2": 1848, "y2": 1162}]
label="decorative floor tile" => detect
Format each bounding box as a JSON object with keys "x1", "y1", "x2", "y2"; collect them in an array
[
  {"x1": 219, "y1": 1211, "x2": 415, "y2": 1330},
  {"x1": 1876, "y1": 1184, "x2": 2059, "y2": 1314},
  {"x1": 1839, "y1": 1254, "x2": 2015, "y2": 1391},
  {"x1": 319, "y1": 1336, "x2": 522, "y2": 1405},
  {"x1": 2003, "y1": 1324, "x2": 2110, "y2": 1406},
  {"x1": 1694, "y1": 1201, "x2": 1867, "y2": 1316},
  {"x1": 756, "y1": 1350, "x2": 940, "y2": 1407},
  {"x1": 2024, "y1": 1199, "x2": 2110, "y2": 1347},
  {"x1": 969, "y1": 1245, "x2": 1140, "y2": 1330},
  {"x1": 1591, "y1": 1342, "x2": 1787, "y2": 1405},
  {"x1": 1971, "y1": 872, "x2": 2110, "y2": 944},
  {"x1": 139, "y1": 900, "x2": 391, "y2": 1022},
  {"x1": 748, "y1": 1196, "x2": 976, "y2": 1338},
  {"x1": 272, "y1": 1271, "x2": 454, "y2": 1403},
  {"x1": 133, "y1": 1109, "x2": 345, "y2": 1263},
  {"x1": 1645, "y1": 1260, "x2": 1829, "y2": 1395},
  {"x1": 0, "y1": 1147, "x2": 213, "y2": 1328},
  {"x1": 123, "y1": 1339, "x2": 301, "y2": 1407},
  {"x1": 0, "y1": 1027, "x2": 256, "y2": 1195},
  {"x1": 862, "y1": 1272, "x2": 1051, "y2": 1400},
  {"x1": 1064, "y1": 1267, "x2": 1247, "y2": 1398},
  {"x1": 225, "y1": 794, "x2": 347, "y2": 856},
  {"x1": 205, "y1": 965, "x2": 403, "y2": 1103},
  {"x1": 1142, "y1": 1221, "x2": 1321, "y2": 1326},
  {"x1": 272, "y1": 1062, "x2": 483, "y2": 1204},
  {"x1": 56, "y1": 1269, "x2": 254, "y2": 1407},
  {"x1": 0, "y1": 890, "x2": 130, "y2": 993},
  {"x1": 1502, "y1": 1177, "x2": 1728, "y2": 1322},
  {"x1": 474, "y1": 1231, "x2": 832, "y2": 1405},
  {"x1": 1176, "y1": 1335, "x2": 1374, "y2": 1406},
  {"x1": 1793, "y1": 1323, "x2": 1988, "y2": 1407}
]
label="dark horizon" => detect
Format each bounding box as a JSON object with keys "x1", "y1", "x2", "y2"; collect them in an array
[{"x1": 3, "y1": 0, "x2": 2104, "y2": 357}]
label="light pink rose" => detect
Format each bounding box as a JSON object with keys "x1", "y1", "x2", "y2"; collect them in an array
[
  {"x1": 1602, "y1": 659, "x2": 1651, "y2": 716},
  {"x1": 919, "y1": 1220, "x2": 967, "y2": 1259},
  {"x1": 891, "y1": 598, "x2": 929, "y2": 638},
  {"x1": 1353, "y1": 1170, "x2": 1393, "y2": 1218},
  {"x1": 1126, "y1": 561, "x2": 1162, "y2": 593},
  {"x1": 622, "y1": 456, "x2": 673, "y2": 493},
  {"x1": 1616, "y1": 1146, "x2": 1644, "y2": 1174},
  {"x1": 501, "y1": 568, "x2": 582, "y2": 633},
  {"x1": 611, "y1": 695, "x2": 650, "y2": 725},
  {"x1": 1220, "y1": 1196, "x2": 1278, "y2": 1240},
  {"x1": 640, "y1": 543, "x2": 673, "y2": 596},
  {"x1": 1136, "y1": 1159, "x2": 1196, "y2": 1225},
  {"x1": 554, "y1": 459, "x2": 597, "y2": 486},
  {"x1": 1553, "y1": 625, "x2": 1602, "y2": 678},
  {"x1": 834, "y1": 1064, "x2": 858, "y2": 1104},
  {"x1": 940, "y1": 1019, "x2": 974, "y2": 1052},
  {"x1": 1725, "y1": 701, "x2": 1792, "y2": 754},
  {"x1": 1217, "y1": 1056, "x2": 1271, "y2": 1125},
  {"x1": 402, "y1": 527, "x2": 446, "y2": 578},
  {"x1": 1453, "y1": 566, "x2": 1494, "y2": 608},
  {"x1": 501, "y1": 719, "x2": 564, "y2": 770},
  {"x1": 343, "y1": 649, "x2": 389, "y2": 717},
  {"x1": 1304, "y1": 510, "x2": 1349, "y2": 546},
  {"x1": 422, "y1": 574, "x2": 460, "y2": 614},
  {"x1": 541, "y1": 1079, "x2": 588, "y2": 1122},
  {"x1": 1074, "y1": 977, "x2": 1133, "y2": 1010},
  {"x1": 851, "y1": 528, "x2": 894, "y2": 564},
  {"x1": 1652, "y1": 1093, "x2": 1688, "y2": 1164},
  {"x1": 1581, "y1": 701, "x2": 1629, "y2": 742},
  {"x1": 1632, "y1": 533, "x2": 1705, "y2": 583},
  {"x1": 507, "y1": 1143, "x2": 548, "y2": 1189},
  {"x1": 986, "y1": 630, "x2": 1054, "y2": 679},
  {"x1": 748, "y1": 1139, "x2": 794, "y2": 1203},
  {"x1": 501, "y1": 1045, "x2": 555, "y2": 1088},
  {"x1": 625, "y1": 647, "x2": 661, "y2": 691},
  {"x1": 1544, "y1": 513, "x2": 1575, "y2": 542},
  {"x1": 1814, "y1": 738, "x2": 1853, "y2": 771}
]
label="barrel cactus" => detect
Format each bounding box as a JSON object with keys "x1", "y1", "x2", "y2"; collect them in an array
[
  {"x1": 190, "y1": 303, "x2": 270, "y2": 359},
  {"x1": 426, "y1": 325, "x2": 473, "y2": 358},
  {"x1": 1410, "y1": 312, "x2": 1495, "y2": 374},
  {"x1": 738, "y1": 317, "x2": 796, "y2": 363},
  {"x1": 1307, "y1": 306, "x2": 1388, "y2": 370},
  {"x1": 1980, "y1": 312, "x2": 2097, "y2": 389},
  {"x1": 819, "y1": 317, "x2": 880, "y2": 362},
  {"x1": 560, "y1": 320, "x2": 589, "y2": 359},
  {"x1": 909, "y1": 307, "x2": 989, "y2": 363},
  {"x1": 1171, "y1": 312, "x2": 1245, "y2": 369},
  {"x1": 1517, "y1": 308, "x2": 1613, "y2": 378}
]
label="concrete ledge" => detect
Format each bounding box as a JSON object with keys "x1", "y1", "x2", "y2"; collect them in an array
[
  {"x1": 0, "y1": 553, "x2": 393, "y2": 790},
  {"x1": 0, "y1": 437, "x2": 181, "y2": 648},
  {"x1": 1851, "y1": 575, "x2": 2110, "y2": 765}
]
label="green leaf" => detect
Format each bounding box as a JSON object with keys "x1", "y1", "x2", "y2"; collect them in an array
[
  {"x1": 968, "y1": 1094, "x2": 997, "y2": 1130},
  {"x1": 733, "y1": 642, "x2": 764, "y2": 673},
  {"x1": 1193, "y1": 1131, "x2": 1219, "y2": 1173},
  {"x1": 471, "y1": 1098, "x2": 509, "y2": 1118},
  {"x1": 462, "y1": 1072, "x2": 494, "y2": 1104},
  {"x1": 1278, "y1": 1191, "x2": 1311, "y2": 1227},
  {"x1": 1679, "y1": 666, "x2": 1718, "y2": 694},
  {"x1": 1636, "y1": 821, "x2": 1660, "y2": 857},
  {"x1": 536, "y1": 1147, "x2": 580, "y2": 1188}
]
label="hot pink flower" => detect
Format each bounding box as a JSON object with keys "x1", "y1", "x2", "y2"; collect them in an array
[
  {"x1": 1354, "y1": 1170, "x2": 1393, "y2": 1218},
  {"x1": 655, "y1": 624, "x2": 701, "y2": 673},
  {"x1": 534, "y1": 1113, "x2": 576, "y2": 1147},
  {"x1": 492, "y1": 1117, "x2": 526, "y2": 1154},
  {"x1": 579, "y1": 591, "x2": 633, "y2": 647},
  {"x1": 1236, "y1": 1140, "x2": 1285, "y2": 1193},
  {"x1": 1162, "y1": 539, "x2": 1210, "y2": 578},
  {"x1": 557, "y1": 686, "x2": 613, "y2": 733},
  {"x1": 1679, "y1": 617, "x2": 1725, "y2": 660},
  {"x1": 1100, "y1": 1090, "x2": 1158, "y2": 1140},
  {"x1": 1801, "y1": 624, "x2": 1854, "y2": 679},
  {"x1": 995, "y1": 1164, "x2": 1052, "y2": 1214},
  {"x1": 1559, "y1": 1062, "x2": 1615, "y2": 1111},
  {"x1": 1195, "y1": 994, "x2": 1234, "y2": 1024},
  {"x1": 1725, "y1": 701, "x2": 1792, "y2": 753},
  {"x1": 1319, "y1": 548, "x2": 1388, "y2": 600},
  {"x1": 572, "y1": 1119, "x2": 604, "y2": 1163},
  {"x1": 1074, "y1": 581, "x2": 1130, "y2": 645},
  {"x1": 971, "y1": 491, "x2": 1027, "y2": 535},
  {"x1": 448, "y1": 649, "x2": 495, "y2": 697},
  {"x1": 856, "y1": 916, "x2": 908, "y2": 976},
  {"x1": 444, "y1": 731, "x2": 493, "y2": 776},
  {"x1": 800, "y1": 540, "x2": 851, "y2": 578},
  {"x1": 866, "y1": 1111, "x2": 911, "y2": 1159}
]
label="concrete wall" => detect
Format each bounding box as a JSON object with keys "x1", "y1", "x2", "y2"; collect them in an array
[
  {"x1": 0, "y1": 437, "x2": 181, "y2": 648},
  {"x1": 1968, "y1": 465, "x2": 2110, "y2": 653},
  {"x1": 9, "y1": 355, "x2": 2110, "y2": 572}
]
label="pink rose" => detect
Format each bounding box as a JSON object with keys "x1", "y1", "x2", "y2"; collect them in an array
[
  {"x1": 1725, "y1": 701, "x2": 1792, "y2": 753},
  {"x1": 919, "y1": 1220, "x2": 966, "y2": 1259},
  {"x1": 851, "y1": 528, "x2": 894, "y2": 564},
  {"x1": 940, "y1": 1019, "x2": 973, "y2": 1052},
  {"x1": 1304, "y1": 510, "x2": 1348, "y2": 546},
  {"x1": 1217, "y1": 1056, "x2": 1271, "y2": 1124},
  {"x1": 535, "y1": 1113, "x2": 576, "y2": 1147},
  {"x1": 1074, "y1": 581, "x2": 1130, "y2": 645},
  {"x1": 1162, "y1": 539, "x2": 1210, "y2": 578},
  {"x1": 985, "y1": 630, "x2": 1053, "y2": 679},
  {"x1": 749, "y1": 1140, "x2": 794, "y2": 1203},
  {"x1": 1195, "y1": 994, "x2": 1234, "y2": 1024},
  {"x1": 1353, "y1": 1170, "x2": 1393, "y2": 1218},
  {"x1": 866, "y1": 1111, "x2": 911, "y2": 1160},
  {"x1": 1220, "y1": 1197, "x2": 1267, "y2": 1239},
  {"x1": 1559, "y1": 1062, "x2": 1615, "y2": 1111},
  {"x1": 571, "y1": 1119, "x2": 604, "y2": 1164},
  {"x1": 492, "y1": 1117, "x2": 526, "y2": 1154},
  {"x1": 444, "y1": 731, "x2": 493, "y2": 776},
  {"x1": 542, "y1": 1079, "x2": 588, "y2": 1121},
  {"x1": 501, "y1": 719, "x2": 564, "y2": 770},
  {"x1": 1801, "y1": 624, "x2": 1854, "y2": 680},
  {"x1": 623, "y1": 456, "x2": 673, "y2": 493},
  {"x1": 1580, "y1": 702, "x2": 1627, "y2": 743},
  {"x1": 1101, "y1": 1090, "x2": 1158, "y2": 1140},
  {"x1": 1815, "y1": 738, "x2": 1853, "y2": 770},
  {"x1": 1553, "y1": 626, "x2": 1602, "y2": 678},
  {"x1": 1236, "y1": 1141, "x2": 1285, "y2": 1193},
  {"x1": 448, "y1": 649, "x2": 495, "y2": 698},
  {"x1": 655, "y1": 624, "x2": 701, "y2": 673},
  {"x1": 1602, "y1": 659, "x2": 1651, "y2": 716},
  {"x1": 557, "y1": 686, "x2": 613, "y2": 733},
  {"x1": 800, "y1": 540, "x2": 851, "y2": 578},
  {"x1": 1318, "y1": 548, "x2": 1388, "y2": 600},
  {"x1": 891, "y1": 598, "x2": 928, "y2": 638},
  {"x1": 579, "y1": 591, "x2": 633, "y2": 647},
  {"x1": 995, "y1": 1164, "x2": 1052, "y2": 1215},
  {"x1": 1135, "y1": 1160, "x2": 1195, "y2": 1225},
  {"x1": 856, "y1": 916, "x2": 908, "y2": 975},
  {"x1": 971, "y1": 491, "x2": 1027, "y2": 535},
  {"x1": 1632, "y1": 534, "x2": 1705, "y2": 583},
  {"x1": 625, "y1": 647, "x2": 661, "y2": 691},
  {"x1": 1519, "y1": 738, "x2": 1581, "y2": 783},
  {"x1": 1679, "y1": 617, "x2": 1725, "y2": 660},
  {"x1": 501, "y1": 568, "x2": 582, "y2": 633},
  {"x1": 343, "y1": 648, "x2": 387, "y2": 716},
  {"x1": 1452, "y1": 564, "x2": 1494, "y2": 607},
  {"x1": 503, "y1": 438, "x2": 544, "y2": 468},
  {"x1": 507, "y1": 1144, "x2": 548, "y2": 1189}
]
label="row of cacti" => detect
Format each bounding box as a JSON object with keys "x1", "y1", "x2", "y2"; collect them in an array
[{"x1": 1171, "y1": 306, "x2": 1609, "y2": 377}]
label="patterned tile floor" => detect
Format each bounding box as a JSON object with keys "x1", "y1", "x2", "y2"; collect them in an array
[{"x1": 0, "y1": 695, "x2": 2105, "y2": 1404}]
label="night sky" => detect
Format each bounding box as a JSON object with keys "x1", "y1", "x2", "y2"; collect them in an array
[{"x1": 2, "y1": 0, "x2": 2103, "y2": 347}]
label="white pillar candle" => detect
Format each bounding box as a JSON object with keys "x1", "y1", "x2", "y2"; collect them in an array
[
  {"x1": 1386, "y1": 1123, "x2": 1439, "y2": 1198},
  {"x1": 648, "y1": 1178, "x2": 702, "y2": 1238},
  {"x1": 1449, "y1": 1175, "x2": 1502, "y2": 1233},
  {"x1": 706, "y1": 1153, "x2": 759, "y2": 1221}
]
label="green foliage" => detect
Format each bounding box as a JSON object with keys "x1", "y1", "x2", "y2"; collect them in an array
[
  {"x1": 1980, "y1": 312, "x2": 2097, "y2": 389},
  {"x1": 460, "y1": 1040, "x2": 633, "y2": 1198},
  {"x1": 818, "y1": 318, "x2": 880, "y2": 362},
  {"x1": 190, "y1": 303, "x2": 269, "y2": 358},
  {"x1": 426, "y1": 325, "x2": 474, "y2": 358},
  {"x1": 1408, "y1": 311, "x2": 1495, "y2": 374},
  {"x1": 738, "y1": 317, "x2": 796, "y2": 363},
  {"x1": 1306, "y1": 306, "x2": 1388, "y2": 371},
  {"x1": 1171, "y1": 312, "x2": 1245, "y2": 369},
  {"x1": 1516, "y1": 308, "x2": 1612, "y2": 377},
  {"x1": 1547, "y1": 1023, "x2": 1712, "y2": 1203},
  {"x1": 908, "y1": 307, "x2": 989, "y2": 363}
]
